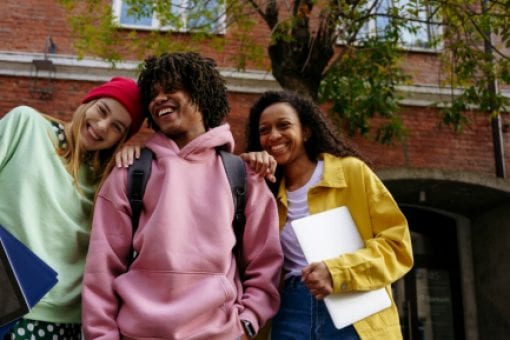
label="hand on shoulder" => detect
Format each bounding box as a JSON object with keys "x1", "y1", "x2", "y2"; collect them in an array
[
  {"x1": 115, "y1": 144, "x2": 142, "y2": 168},
  {"x1": 240, "y1": 151, "x2": 277, "y2": 183}
]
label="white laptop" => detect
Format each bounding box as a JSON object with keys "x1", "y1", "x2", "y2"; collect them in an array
[{"x1": 291, "y1": 206, "x2": 392, "y2": 329}]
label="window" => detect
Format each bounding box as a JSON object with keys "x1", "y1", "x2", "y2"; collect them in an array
[
  {"x1": 359, "y1": 0, "x2": 442, "y2": 50},
  {"x1": 398, "y1": 0, "x2": 442, "y2": 49},
  {"x1": 112, "y1": 0, "x2": 225, "y2": 34}
]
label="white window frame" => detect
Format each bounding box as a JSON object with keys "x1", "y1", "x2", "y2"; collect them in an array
[
  {"x1": 111, "y1": 0, "x2": 226, "y2": 34},
  {"x1": 342, "y1": 0, "x2": 443, "y2": 52},
  {"x1": 393, "y1": 0, "x2": 442, "y2": 50}
]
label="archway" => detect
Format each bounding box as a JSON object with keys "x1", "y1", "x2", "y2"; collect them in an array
[{"x1": 379, "y1": 169, "x2": 510, "y2": 340}]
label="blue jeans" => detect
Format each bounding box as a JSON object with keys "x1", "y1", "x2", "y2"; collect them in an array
[{"x1": 271, "y1": 276, "x2": 360, "y2": 340}]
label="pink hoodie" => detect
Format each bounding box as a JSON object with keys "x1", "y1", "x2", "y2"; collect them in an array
[{"x1": 82, "y1": 124, "x2": 283, "y2": 339}]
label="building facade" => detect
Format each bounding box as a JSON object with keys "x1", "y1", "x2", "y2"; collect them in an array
[{"x1": 1, "y1": 1, "x2": 510, "y2": 339}]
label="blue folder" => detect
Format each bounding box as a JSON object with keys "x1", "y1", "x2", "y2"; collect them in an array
[{"x1": 0, "y1": 224, "x2": 58, "y2": 337}]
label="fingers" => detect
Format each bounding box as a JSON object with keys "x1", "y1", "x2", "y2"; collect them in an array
[
  {"x1": 239, "y1": 152, "x2": 253, "y2": 164},
  {"x1": 266, "y1": 173, "x2": 277, "y2": 183},
  {"x1": 115, "y1": 151, "x2": 123, "y2": 168},
  {"x1": 240, "y1": 151, "x2": 277, "y2": 181},
  {"x1": 312, "y1": 291, "x2": 329, "y2": 300},
  {"x1": 302, "y1": 262, "x2": 334, "y2": 300},
  {"x1": 266, "y1": 155, "x2": 277, "y2": 183},
  {"x1": 301, "y1": 262, "x2": 316, "y2": 279},
  {"x1": 134, "y1": 145, "x2": 141, "y2": 159},
  {"x1": 251, "y1": 152, "x2": 267, "y2": 174},
  {"x1": 115, "y1": 145, "x2": 142, "y2": 168}
]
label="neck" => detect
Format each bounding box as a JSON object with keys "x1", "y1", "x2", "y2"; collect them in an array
[{"x1": 283, "y1": 157, "x2": 317, "y2": 191}]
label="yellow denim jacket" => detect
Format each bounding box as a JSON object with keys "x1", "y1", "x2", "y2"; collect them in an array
[{"x1": 275, "y1": 153, "x2": 414, "y2": 340}]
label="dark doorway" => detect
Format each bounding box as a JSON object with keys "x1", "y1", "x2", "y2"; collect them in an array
[{"x1": 394, "y1": 206, "x2": 465, "y2": 340}]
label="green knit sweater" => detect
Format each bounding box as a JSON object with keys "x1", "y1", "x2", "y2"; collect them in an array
[{"x1": 0, "y1": 106, "x2": 95, "y2": 323}]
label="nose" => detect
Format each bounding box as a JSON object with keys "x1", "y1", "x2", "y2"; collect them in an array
[
  {"x1": 96, "y1": 118, "x2": 109, "y2": 133},
  {"x1": 267, "y1": 128, "x2": 281, "y2": 141}
]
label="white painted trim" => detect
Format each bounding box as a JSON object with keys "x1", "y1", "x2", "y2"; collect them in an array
[
  {"x1": 0, "y1": 51, "x2": 138, "y2": 81},
  {"x1": 0, "y1": 51, "x2": 508, "y2": 103},
  {"x1": 0, "y1": 51, "x2": 280, "y2": 93},
  {"x1": 378, "y1": 167, "x2": 510, "y2": 192}
]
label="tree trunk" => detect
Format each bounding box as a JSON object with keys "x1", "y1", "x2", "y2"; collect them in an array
[{"x1": 265, "y1": 2, "x2": 334, "y2": 101}]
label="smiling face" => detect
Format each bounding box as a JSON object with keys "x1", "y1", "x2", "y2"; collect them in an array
[
  {"x1": 258, "y1": 102, "x2": 311, "y2": 168},
  {"x1": 148, "y1": 84, "x2": 205, "y2": 148},
  {"x1": 79, "y1": 97, "x2": 131, "y2": 152}
]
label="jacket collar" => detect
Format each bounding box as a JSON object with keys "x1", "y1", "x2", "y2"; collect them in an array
[{"x1": 317, "y1": 153, "x2": 347, "y2": 189}]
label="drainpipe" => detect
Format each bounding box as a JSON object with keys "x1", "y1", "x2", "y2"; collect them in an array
[
  {"x1": 483, "y1": 0, "x2": 506, "y2": 178},
  {"x1": 492, "y1": 114, "x2": 506, "y2": 178}
]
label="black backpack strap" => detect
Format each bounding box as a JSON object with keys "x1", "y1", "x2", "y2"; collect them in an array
[
  {"x1": 218, "y1": 150, "x2": 247, "y2": 275},
  {"x1": 127, "y1": 148, "x2": 154, "y2": 234}
]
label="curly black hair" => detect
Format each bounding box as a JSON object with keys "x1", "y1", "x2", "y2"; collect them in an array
[
  {"x1": 137, "y1": 52, "x2": 230, "y2": 130},
  {"x1": 246, "y1": 90, "x2": 362, "y2": 160}
]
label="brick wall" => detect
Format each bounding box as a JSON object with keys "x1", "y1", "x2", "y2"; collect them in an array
[
  {"x1": 3, "y1": 73, "x2": 507, "y2": 177},
  {"x1": 0, "y1": 0, "x2": 74, "y2": 55},
  {"x1": 0, "y1": 0, "x2": 272, "y2": 69},
  {"x1": 349, "y1": 106, "x2": 504, "y2": 175},
  {"x1": 0, "y1": 76, "x2": 100, "y2": 119},
  {"x1": 1, "y1": 0, "x2": 509, "y2": 178}
]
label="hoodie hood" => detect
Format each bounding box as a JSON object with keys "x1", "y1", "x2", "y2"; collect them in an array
[{"x1": 145, "y1": 123, "x2": 235, "y2": 161}]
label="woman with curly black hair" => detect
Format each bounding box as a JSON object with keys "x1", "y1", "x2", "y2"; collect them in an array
[{"x1": 241, "y1": 90, "x2": 413, "y2": 339}]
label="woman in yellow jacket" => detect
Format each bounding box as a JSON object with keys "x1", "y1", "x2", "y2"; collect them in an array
[{"x1": 242, "y1": 90, "x2": 414, "y2": 339}]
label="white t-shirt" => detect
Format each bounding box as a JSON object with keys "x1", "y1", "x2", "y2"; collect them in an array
[{"x1": 280, "y1": 160, "x2": 324, "y2": 279}]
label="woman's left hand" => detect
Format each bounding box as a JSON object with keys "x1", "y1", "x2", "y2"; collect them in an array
[{"x1": 301, "y1": 262, "x2": 334, "y2": 300}]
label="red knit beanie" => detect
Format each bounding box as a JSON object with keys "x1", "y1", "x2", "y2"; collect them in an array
[{"x1": 82, "y1": 77, "x2": 144, "y2": 138}]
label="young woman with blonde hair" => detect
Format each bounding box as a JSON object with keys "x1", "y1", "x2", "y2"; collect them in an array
[{"x1": 0, "y1": 77, "x2": 145, "y2": 339}]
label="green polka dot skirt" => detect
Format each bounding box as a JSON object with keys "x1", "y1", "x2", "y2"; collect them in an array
[{"x1": 7, "y1": 319, "x2": 81, "y2": 340}]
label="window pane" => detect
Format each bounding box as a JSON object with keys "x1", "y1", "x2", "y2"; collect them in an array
[
  {"x1": 114, "y1": 0, "x2": 226, "y2": 33},
  {"x1": 186, "y1": 0, "x2": 222, "y2": 32},
  {"x1": 375, "y1": 0, "x2": 392, "y2": 37},
  {"x1": 401, "y1": 1, "x2": 428, "y2": 47},
  {"x1": 401, "y1": 22, "x2": 429, "y2": 47},
  {"x1": 158, "y1": 0, "x2": 184, "y2": 29},
  {"x1": 398, "y1": 0, "x2": 438, "y2": 48},
  {"x1": 120, "y1": 1, "x2": 153, "y2": 26}
]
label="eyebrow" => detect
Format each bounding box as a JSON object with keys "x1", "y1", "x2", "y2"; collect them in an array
[
  {"x1": 115, "y1": 120, "x2": 128, "y2": 131},
  {"x1": 99, "y1": 101, "x2": 112, "y2": 114}
]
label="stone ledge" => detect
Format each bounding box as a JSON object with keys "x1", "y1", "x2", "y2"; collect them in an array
[
  {"x1": 0, "y1": 51, "x2": 280, "y2": 94},
  {"x1": 1, "y1": 51, "x2": 508, "y2": 104}
]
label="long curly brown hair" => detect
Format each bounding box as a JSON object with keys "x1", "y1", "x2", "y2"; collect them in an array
[
  {"x1": 137, "y1": 52, "x2": 230, "y2": 131},
  {"x1": 246, "y1": 90, "x2": 364, "y2": 193}
]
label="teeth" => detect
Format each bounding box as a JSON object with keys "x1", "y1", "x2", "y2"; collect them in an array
[
  {"x1": 271, "y1": 144, "x2": 286, "y2": 154},
  {"x1": 88, "y1": 126, "x2": 101, "y2": 141},
  {"x1": 158, "y1": 108, "x2": 175, "y2": 117}
]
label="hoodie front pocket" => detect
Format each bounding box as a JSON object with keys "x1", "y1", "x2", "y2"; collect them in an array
[{"x1": 114, "y1": 270, "x2": 236, "y2": 338}]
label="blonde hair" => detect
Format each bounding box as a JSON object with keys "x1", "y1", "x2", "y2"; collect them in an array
[{"x1": 45, "y1": 100, "x2": 128, "y2": 190}]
